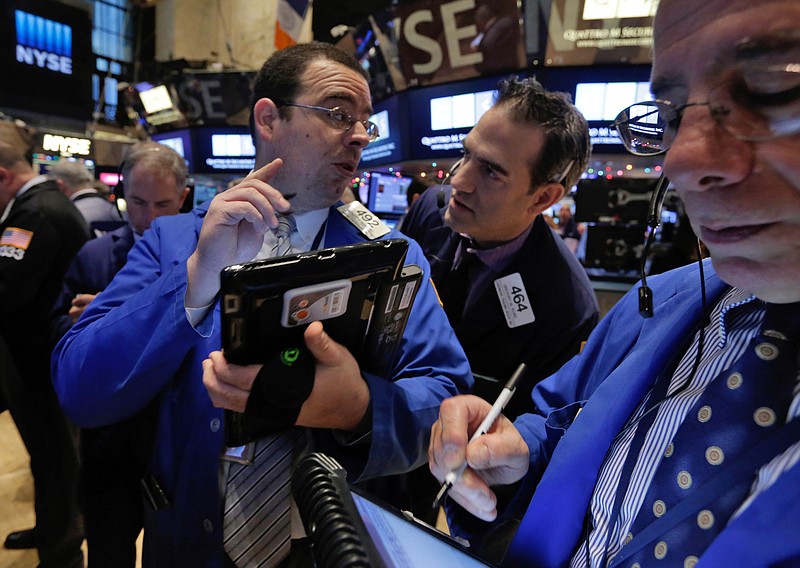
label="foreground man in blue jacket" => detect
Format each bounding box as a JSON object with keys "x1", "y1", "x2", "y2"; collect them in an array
[
  {"x1": 429, "y1": 0, "x2": 800, "y2": 565},
  {"x1": 53, "y1": 42, "x2": 470, "y2": 567}
]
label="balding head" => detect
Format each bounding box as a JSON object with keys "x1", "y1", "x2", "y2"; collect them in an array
[{"x1": 49, "y1": 160, "x2": 94, "y2": 196}]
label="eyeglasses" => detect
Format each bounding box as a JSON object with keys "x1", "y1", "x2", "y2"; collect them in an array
[
  {"x1": 279, "y1": 102, "x2": 380, "y2": 141},
  {"x1": 612, "y1": 63, "x2": 800, "y2": 156}
]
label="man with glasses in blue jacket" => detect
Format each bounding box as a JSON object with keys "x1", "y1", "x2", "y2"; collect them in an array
[
  {"x1": 53, "y1": 42, "x2": 471, "y2": 567},
  {"x1": 429, "y1": 0, "x2": 800, "y2": 566}
]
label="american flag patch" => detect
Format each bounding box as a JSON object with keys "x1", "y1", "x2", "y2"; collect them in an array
[{"x1": 1, "y1": 227, "x2": 34, "y2": 250}]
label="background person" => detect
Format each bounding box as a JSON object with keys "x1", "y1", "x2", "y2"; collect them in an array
[
  {"x1": 402, "y1": 76, "x2": 598, "y2": 422},
  {"x1": 429, "y1": 1, "x2": 800, "y2": 566},
  {"x1": 51, "y1": 141, "x2": 189, "y2": 568},
  {"x1": 49, "y1": 159, "x2": 122, "y2": 237},
  {"x1": 52, "y1": 42, "x2": 471, "y2": 568},
  {"x1": 0, "y1": 138, "x2": 88, "y2": 567}
]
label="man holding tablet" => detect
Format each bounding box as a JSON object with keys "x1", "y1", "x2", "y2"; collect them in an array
[{"x1": 53, "y1": 42, "x2": 471, "y2": 567}]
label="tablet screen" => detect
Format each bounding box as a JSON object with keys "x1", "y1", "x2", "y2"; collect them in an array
[{"x1": 351, "y1": 491, "x2": 492, "y2": 568}]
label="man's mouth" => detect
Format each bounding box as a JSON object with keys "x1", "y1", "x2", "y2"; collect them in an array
[
  {"x1": 334, "y1": 161, "x2": 357, "y2": 177},
  {"x1": 699, "y1": 222, "x2": 772, "y2": 244},
  {"x1": 449, "y1": 195, "x2": 473, "y2": 213}
]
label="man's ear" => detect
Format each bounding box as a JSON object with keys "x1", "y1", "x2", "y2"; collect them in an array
[
  {"x1": 252, "y1": 98, "x2": 281, "y2": 143},
  {"x1": 527, "y1": 182, "x2": 566, "y2": 215}
]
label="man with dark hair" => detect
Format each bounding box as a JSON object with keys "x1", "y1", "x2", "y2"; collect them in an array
[
  {"x1": 403, "y1": 76, "x2": 599, "y2": 421},
  {"x1": 429, "y1": 1, "x2": 800, "y2": 566},
  {"x1": 53, "y1": 42, "x2": 470, "y2": 567},
  {"x1": 52, "y1": 141, "x2": 189, "y2": 568},
  {"x1": 0, "y1": 137, "x2": 88, "y2": 567},
  {"x1": 49, "y1": 160, "x2": 121, "y2": 236}
]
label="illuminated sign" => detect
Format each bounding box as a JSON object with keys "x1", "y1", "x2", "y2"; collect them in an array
[
  {"x1": 15, "y1": 11, "x2": 73, "y2": 75},
  {"x1": 42, "y1": 134, "x2": 91, "y2": 156}
]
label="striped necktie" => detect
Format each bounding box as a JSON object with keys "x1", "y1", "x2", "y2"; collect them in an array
[
  {"x1": 271, "y1": 214, "x2": 296, "y2": 257},
  {"x1": 223, "y1": 430, "x2": 302, "y2": 567},
  {"x1": 223, "y1": 214, "x2": 300, "y2": 567}
]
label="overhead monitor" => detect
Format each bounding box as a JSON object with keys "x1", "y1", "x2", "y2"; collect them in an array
[
  {"x1": 151, "y1": 129, "x2": 193, "y2": 170},
  {"x1": 366, "y1": 172, "x2": 414, "y2": 217},
  {"x1": 405, "y1": 74, "x2": 501, "y2": 160},
  {"x1": 137, "y1": 84, "x2": 173, "y2": 114},
  {"x1": 539, "y1": 65, "x2": 653, "y2": 153},
  {"x1": 2, "y1": 3, "x2": 93, "y2": 118},
  {"x1": 545, "y1": 0, "x2": 658, "y2": 66},
  {"x1": 191, "y1": 126, "x2": 255, "y2": 174},
  {"x1": 360, "y1": 95, "x2": 407, "y2": 167}
]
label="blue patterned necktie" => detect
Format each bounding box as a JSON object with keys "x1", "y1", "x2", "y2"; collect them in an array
[{"x1": 621, "y1": 302, "x2": 800, "y2": 567}]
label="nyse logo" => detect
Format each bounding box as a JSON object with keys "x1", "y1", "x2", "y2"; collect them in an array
[{"x1": 15, "y1": 10, "x2": 73, "y2": 75}]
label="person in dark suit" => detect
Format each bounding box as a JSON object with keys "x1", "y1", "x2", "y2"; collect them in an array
[
  {"x1": 49, "y1": 159, "x2": 122, "y2": 237},
  {"x1": 0, "y1": 137, "x2": 89, "y2": 568},
  {"x1": 402, "y1": 76, "x2": 599, "y2": 421},
  {"x1": 50, "y1": 141, "x2": 189, "y2": 568}
]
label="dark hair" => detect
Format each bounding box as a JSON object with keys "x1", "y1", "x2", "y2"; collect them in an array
[
  {"x1": 494, "y1": 76, "x2": 591, "y2": 191},
  {"x1": 248, "y1": 42, "x2": 369, "y2": 142}
]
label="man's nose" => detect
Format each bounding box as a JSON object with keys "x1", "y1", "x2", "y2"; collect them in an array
[{"x1": 663, "y1": 104, "x2": 753, "y2": 193}]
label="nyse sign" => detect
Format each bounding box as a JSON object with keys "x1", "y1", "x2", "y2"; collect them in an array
[
  {"x1": 394, "y1": 0, "x2": 524, "y2": 86},
  {"x1": 14, "y1": 11, "x2": 73, "y2": 75},
  {"x1": 400, "y1": 0, "x2": 481, "y2": 76},
  {"x1": 172, "y1": 72, "x2": 254, "y2": 125},
  {"x1": 42, "y1": 134, "x2": 91, "y2": 156}
]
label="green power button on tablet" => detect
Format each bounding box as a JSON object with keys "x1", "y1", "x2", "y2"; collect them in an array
[{"x1": 280, "y1": 347, "x2": 300, "y2": 366}]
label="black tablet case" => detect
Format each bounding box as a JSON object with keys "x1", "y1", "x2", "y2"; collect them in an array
[{"x1": 219, "y1": 238, "x2": 423, "y2": 446}]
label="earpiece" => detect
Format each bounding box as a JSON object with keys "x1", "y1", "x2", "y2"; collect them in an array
[{"x1": 638, "y1": 174, "x2": 671, "y2": 317}]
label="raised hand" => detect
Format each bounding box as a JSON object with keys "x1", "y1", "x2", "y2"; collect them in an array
[{"x1": 186, "y1": 159, "x2": 290, "y2": 308}]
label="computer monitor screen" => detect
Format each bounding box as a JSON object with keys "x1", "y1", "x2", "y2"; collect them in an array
[
  {"x1": 367, "y1": 172, "x2": 413, "y2": 216},
  {"x1": 138, "y1": 84, "x2": 174, "y2": 114},
  {"x1": 192, "y1": 182, "x2": 218, "y2": 208}
]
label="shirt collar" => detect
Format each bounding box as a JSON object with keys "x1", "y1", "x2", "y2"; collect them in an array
[
  {"x1": 70, "y1": 188, "x2": 100, "y2": 200},
  {"x1": 293, "y1": 208, "x2": 329, "y2": 250},
  {"x1": 459, "y1": 219, "x2": 535, "y2": 274},
  {"x1": 714, "y1": 287, "x2": 761, "y2": 349},
  {"x1": 17, "y1": 174, "x2": 49, "y2": 198}
]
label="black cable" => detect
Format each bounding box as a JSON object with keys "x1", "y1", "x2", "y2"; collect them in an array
[{"x1": 638, "y1": 174, "x2": 671, "y2": 317}]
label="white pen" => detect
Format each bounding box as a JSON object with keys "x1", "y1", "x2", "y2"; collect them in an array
[{"x1": 432, "y1": 362, "x2": 527, "y2": 509}]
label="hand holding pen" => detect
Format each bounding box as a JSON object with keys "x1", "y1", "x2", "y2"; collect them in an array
[{"x1": 431, "y1": 363, "x2": 527, "y2": 508}]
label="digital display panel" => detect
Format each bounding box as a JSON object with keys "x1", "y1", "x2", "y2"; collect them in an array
[
  {"x1": 367, "y1": 172, "x2": 413, "y2": 217},
  {"x1": 405, "y1": 74, "x2": 501, "y2": 160},
  {"x1": 192, "y1": 182, "x2": 219, "y2": 208},
  {"x1": 190, "y1": 126, "x2": 255, "y2": 173},
  {"x1": 545, "y1": 0, "x2": 658, "y2": 66},
  {"x1": 151, "y1": 129, "x2": 193, "y2": 169},
  {"x1": 0, "y1": 0, "x2": 93, "y2": 118},
  {"x1": 360, "y1": 95, "x2": 406, "y2": 167},
  {"x1": 541, "y1": 65, "x2": 653, "y2": 153}
]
